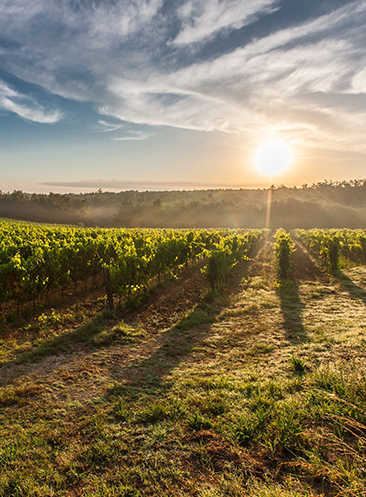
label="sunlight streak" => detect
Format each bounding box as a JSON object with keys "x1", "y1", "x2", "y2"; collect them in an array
[{"x1": 265, "y1": 187, "x2": 272, "y2": 230}]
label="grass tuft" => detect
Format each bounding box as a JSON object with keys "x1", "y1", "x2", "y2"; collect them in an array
[
  {"x1": 187, "y1": 413, "x2": 212, "y2": 431},
  {"x1": 137, "y1": 402, "x2": 171, "y2": 424},
  {"x1": 290, "y1": 355, "x2": 309, "y2": 374}
]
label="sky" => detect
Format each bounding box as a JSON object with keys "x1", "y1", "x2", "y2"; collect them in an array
[{"x1": 0, "y1": 0, "x2": 366, "y2": 193}]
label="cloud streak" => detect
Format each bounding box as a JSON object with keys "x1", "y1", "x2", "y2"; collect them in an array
[
  {"x1": 98, "y1": 120, "x2": 126, "y2": 132},
  {"x1": 0, "y1": 0, "x2": 365, "y2": 152},
  {"x1": 112, "y1": 131, "x2": 153, "y2": 141},
  {"x1": 172, "y1": 0, "x2": 277, "y2": 45},
  {"x1": 0, "y1": 80, "x2": 62, "y2": 123},
  {"x1": 40, "y1": 178, "x2": 244, "y2": 190}
]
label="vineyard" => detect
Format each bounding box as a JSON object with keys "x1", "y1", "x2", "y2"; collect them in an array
[
  {"x1": 294, "y1": 228, "x2": 366, "y2": 270},
  {"x1": 1, "y1": 221, "x2": 366, "y2": 496},
  {"x1": 0, "y1": 219, "x2": 264, "y2": 314}
]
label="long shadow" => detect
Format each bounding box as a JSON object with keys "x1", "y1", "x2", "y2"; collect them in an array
[
  {"x1": 334, "y1": 270, "x2": 366, "y2": 305},
  {"x1": 278, "y1": 282, "x2": 307, "y2": 343},
  {"x1": 0, "y1": 311, "x2": 116, "y2": 386},
  {"x1": 0, "y1": 246, "x2": 262, "y2": 388},
  {"x1": 295, "y1": 238, "x2": 366, "y2": 306},
  {"x1": 106, "y1": 255, "x2": 261, "y2": 390},
  {"x1": 115, "y1": 306, "x2": 218, "y2": 390},
  {"x1": 0, "y1": 260, "x2": 211, "y2": 384},
  {"x1": 278, "y1": 243, "x2": 313, "y2": 343}
]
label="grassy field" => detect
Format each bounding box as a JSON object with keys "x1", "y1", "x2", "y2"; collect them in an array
[{"x1": 1, "y1": 240, "x2": 366, "y2": 496}]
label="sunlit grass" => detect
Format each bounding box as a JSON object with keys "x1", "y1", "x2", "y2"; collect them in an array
[{"x1": 1, "y1": 241, "x2": 366, "y2": 495}]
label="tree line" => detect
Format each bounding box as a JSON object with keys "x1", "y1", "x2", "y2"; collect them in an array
[{"x1": 2, "y1": 179, "x2": 366, "y2": 228}]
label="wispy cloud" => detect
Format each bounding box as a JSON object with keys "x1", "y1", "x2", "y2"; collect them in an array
[
  {"x1": 98, "y1": 120, "x2": 125, "y2": 132},
  {"x1": 40, "y1": 178, "x2": 245, "y2": 190},
  {"x1": 97, "y1": 120, "x2": 153, "y2": 140},
  {"x1": 172, "y1": 0, "x2": 277, "y2": 45},
  {"x1": 0, "y1": 80, "x2": 62, "y2": 123},
  {"x1": 98, "y1": 1, "x2": 366, "y2": 152},
  {"x1": 0, "y1": 0, "x2": 366, "y2": 152},
  {"x1": 113, "y1": 130, "x2": 153, "y2": 141}
]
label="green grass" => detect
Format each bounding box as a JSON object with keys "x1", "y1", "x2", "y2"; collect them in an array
[{"x1": 1, "y1": 241, "x2": 366, "y2": 495}]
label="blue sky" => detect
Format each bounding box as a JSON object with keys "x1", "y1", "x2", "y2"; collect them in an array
[{"x1": 1, "y1": 0, "x2": 366, "y2": 192}]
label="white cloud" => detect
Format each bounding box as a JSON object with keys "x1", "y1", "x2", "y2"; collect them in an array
[
  {"x1": 113, "y1": 130, "x2": 153, "y2": 141},
  {"x1": 97, "y1": 120, "x2": 152, "y2": 140},
  {"x1": 173, "y1": 0, "x2": 277, "y2": 45},
  {"x1": 0, "y1": 80, "x2": 62, "y2": 123},
  {"x1": 98, "y1": 120, "x2": 126, "y2": 132},
  {"x1": 352, "y1": 68, "x2": 366, "y2": 92},
  {"x1": 0, "y1": 0, "x2": 365, "y2": 151}
]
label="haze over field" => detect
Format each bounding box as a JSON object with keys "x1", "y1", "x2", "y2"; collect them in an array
[
  {"x1": 1, "y1": 0, "x2": 366, "y2": 193},
  {"x1": 3, "y1": 180, "x2": 366, "y2": 229}
]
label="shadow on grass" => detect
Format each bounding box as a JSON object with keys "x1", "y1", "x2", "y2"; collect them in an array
[
  {"x1": 278, "y1": 281, "x2": 307, "y2": 343},
  {"x1": 0, "y1": 311, "x2": 117, "y2": 380},
  {"x1": 277, "y1": 241, "x2": 331, "y2": 344},
  {"x1": 1, "y1": 241, "x2": 265, "y2": 390},
  {"x1": 335, "y1": 270, "x2": 366, "y2": 305},
  {"x1": 118, "y1": 306, "x2": 217, "y2": 389},
  {"x1": 109, "y1": 258, "x2": 256, "y2": 390}
]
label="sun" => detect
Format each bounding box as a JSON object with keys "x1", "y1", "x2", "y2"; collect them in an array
[{"x1": 255, "y1": 140, "x2": 292, "y2": 176}]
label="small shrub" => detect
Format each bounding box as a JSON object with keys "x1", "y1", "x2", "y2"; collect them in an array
[{"x1": 37, "y1": 310, "x2": 73, "y2": 329}]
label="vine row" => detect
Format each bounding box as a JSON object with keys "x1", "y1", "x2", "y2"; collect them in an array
[{"x1": 0, "y1": 219, "x2": 265, "y2": 310}]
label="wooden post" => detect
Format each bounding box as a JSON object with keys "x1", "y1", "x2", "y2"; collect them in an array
[{"x1": 104, "y1": 267, "x2": 114, "y2": 311}]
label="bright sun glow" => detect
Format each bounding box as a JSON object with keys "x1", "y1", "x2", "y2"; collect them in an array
[{"x1": 255, "y1": 140, "x2": 292, "y2": 176}]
